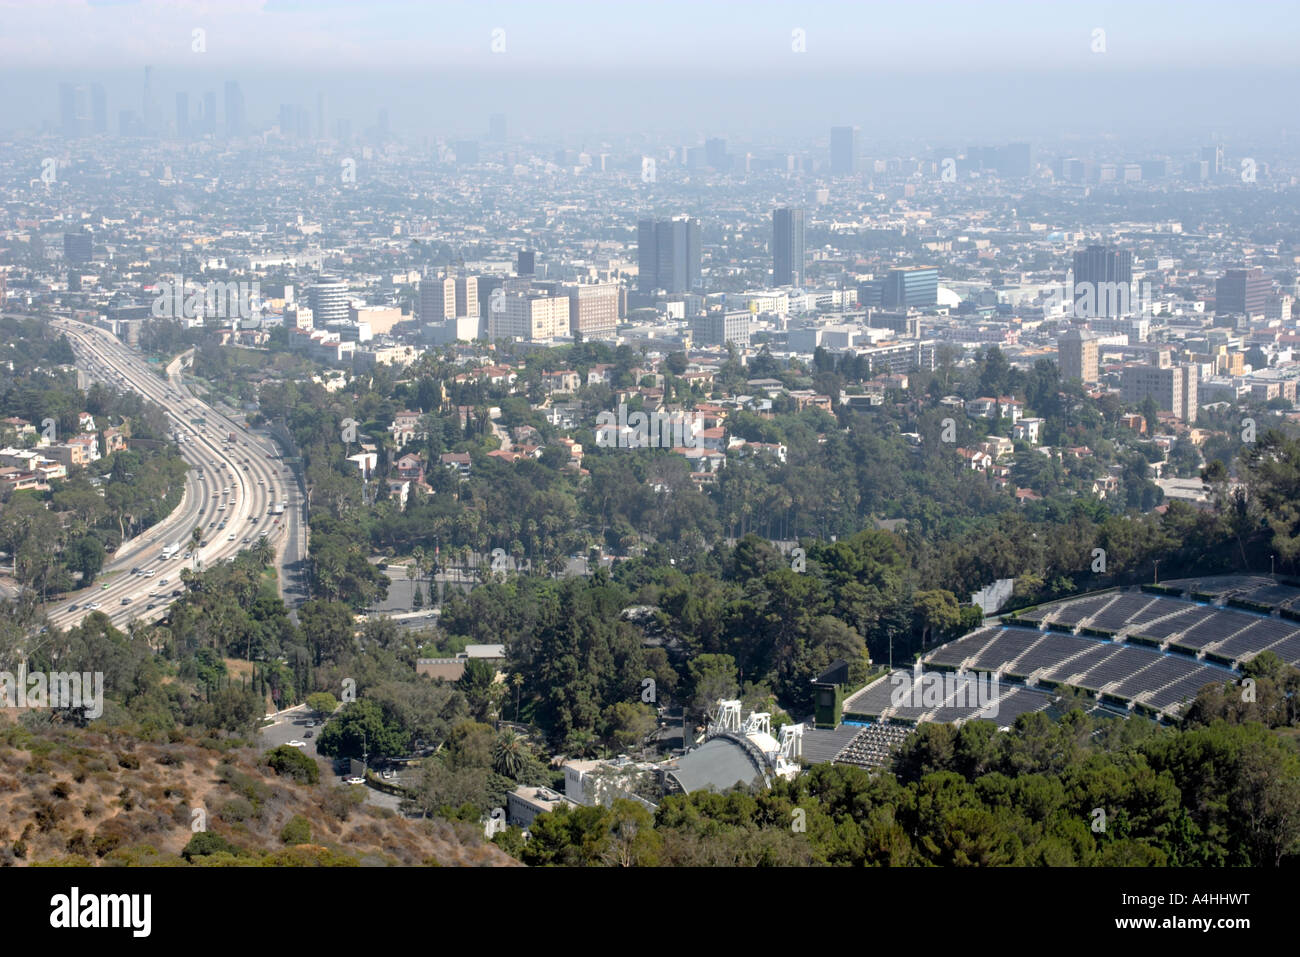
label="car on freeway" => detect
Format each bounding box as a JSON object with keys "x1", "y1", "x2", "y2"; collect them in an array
[
  {"x1": 85, "y1": 602, "x2": 100, "y2": 610},
  {"x1": 120, "y1": 597, "x2": 132, "y2": 605},
  {"x1": 66, "y1": 603, "x2": 78, "y2": 612},
  {"x1": 159, "y1": 578, "x2": 169, "y2": 585}
]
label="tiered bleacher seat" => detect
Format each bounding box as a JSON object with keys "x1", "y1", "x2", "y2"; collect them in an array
[
  {"x1": 1132, "y1": 605, "x2": 1213, "y2": 641},
  {"x1": 1145, "y1": 664, "x2": 1229, "y2": 712},
  {"x1": 968, "y1": 628, "x2": 1047, "y2": 672},
  {"x1": 1043, "y1": 643, "x2": 1120, "y2": 684},
  {"x1": 1005, "y1": 633, "x2": 1097, "y2": 677},
  {"x1": 1169, "y1": 609, "x2": 1253, "y2": 651},
  {"x1": 834, "y1": 724, "x2": 913, "y2": 769},
  {"x1": 1211, "y1": 618, "x2": 1300, "y2": 660},
  {"x1": 1089, "y1": 594, "x2": 1164, "y2": 632},
  {"x1": 926, "y1": 627, "x2": 1002, "y2": 668},
  {"x1": 1046, "y1": 594, "x2": 1119, "y2": 628},
  {"x1": 1079, "y1": 645, "x2": 1154, "y2": 689},
  {"x1": 1112, "y1": 654, "x2": 1206, "y2": 700}
]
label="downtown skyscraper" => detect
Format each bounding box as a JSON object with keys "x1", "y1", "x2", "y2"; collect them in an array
[
  {"x1": 638, "y1": 216, "x2": 701, "y2": 294},
  {"x1": 1073, "y1": 245, "x2": 1134, "y2": 318},
  {"x1": 772, "y1": 207, "x2": 806, "y2": 287}
]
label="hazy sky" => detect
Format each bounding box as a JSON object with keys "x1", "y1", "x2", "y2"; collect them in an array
[
  {"x1": 1, "y1": 0, "x2": 1293, "y2": 71},
  {"x1": 1, "y1": 1, "x2": 1295, "y2": 143}
]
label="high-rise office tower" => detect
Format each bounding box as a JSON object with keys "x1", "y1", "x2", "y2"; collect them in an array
[
  {"x1": 558, "y1": 281, "x2": 619, "y2": 340},
  {"x1": 1057, "y1": 328, "x2": 1100, "y2": 384},
  {"x1": 224, "y1": 81, "x2": 245, "y2": 136},
  {"x1": 1072, "y1": 245, "x2": 1134, "y2": 318},
  {"x1": 488, "y1": 113, "x2": 507, "y2": 142},
  {"x1": 517, "y1": 250, "x2": 535, "y2": 276},
  {"x1": 705, "y1": 137, "x2": 729, "y2": 171},
  {"x1": 1123, "y1": 363, "x2": 1198, "y2": 423},
  {"x1": 308, "y1": 276, "x2": 350, "y2": 326},
  {"x1": 883, "y1": 266, "x2": 938, "y2": 309},
  {"x1": 316, "y1": 93, "x2": 327, "y2": 139},
  {"x1": 202, "y1": 91, "x2": 217, "y2": 136},
  {"x1": 830, "y1": 126, "x2": 856, "y2": 175},
  {"x1": 637, "y1": 216, "x2": 701, "y2": 294},
  {"x1": 59, "y1": 83, "x2": 89, "y2": 137},
  {"x1": 1216, "y1": 267, "x2": 1270, "y2": 319},
  {"x1": 493, "y1": 290, "x2": 570, "y2": 341},
  {"x1": 63, "y1": 231, "x2": 93, "y2": 264},
  {"x1": 1201, "y1": 145, "x2": 1224, "y2": 178},
  {"x1": 772, "y1": 207, "x2": 806, "y2": 287},
  {"x1": 421, "y1": 275, "x2": 478, "y2": 321},
  {"x1": 175, "y1": 92, "x2": 189, "y2": 138},
  {"x1": 378, "y1": 108, "x2": 390, "y2": 139},
  {"x1": 90, "y1": 83, "x2": 106, "y2": 134},
  {"x1": 968, "y1": 143, "x2": 1032, "y2": 177}
]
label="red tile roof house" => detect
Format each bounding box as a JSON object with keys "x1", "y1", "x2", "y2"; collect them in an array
[{"x1": 956, "y1": 447, "x2": 993, "y2": 471}]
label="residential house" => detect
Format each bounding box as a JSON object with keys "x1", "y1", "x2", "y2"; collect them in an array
[
  {"x1": 440, "y1": 451, "x2": 472, "y2": 478},
  {"x1": 542, "y1": 370, "x2": 581, "y2": 394},
  {"x1": 394, "y1": 452, "x2": 426, "y2": 485},
  {"x1": 1014, "y1": 417, "x2": 1044, "y2": 445}
]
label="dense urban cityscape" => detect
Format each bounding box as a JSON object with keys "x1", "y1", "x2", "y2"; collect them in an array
[{"x1": 0, "y1": 1, "x2": 1296, "y2": 930}]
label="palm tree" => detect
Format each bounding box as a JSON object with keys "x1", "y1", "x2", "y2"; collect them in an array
[
  {"x1": 253, "y1": 535, "x2": 273, "y2": 568},
  {"x1": 492, "y1": 730, "x2": 528, "y2": 780},
  {"x1": 511, "y1": 672, "x2": 524, "y2": 721},
  {"x1": 189, "y1": 525, "x2": 202, "y2": 571}
]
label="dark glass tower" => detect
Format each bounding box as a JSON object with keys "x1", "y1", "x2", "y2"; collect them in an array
[{"x1": 773, "y1": 207, "x2": 806, "y2": 287}]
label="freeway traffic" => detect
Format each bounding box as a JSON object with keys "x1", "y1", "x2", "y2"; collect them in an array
[{"x1": 43, "y1": 317, "x2": 306, "y2": 632}]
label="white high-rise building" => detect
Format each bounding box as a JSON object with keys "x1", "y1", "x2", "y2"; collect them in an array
[
  {"x1": 492, "y1": 291, "x2": 570, "y2": 341},
  {"x1": 307, "y1": 276, "x2": 349, "y2": 327}
]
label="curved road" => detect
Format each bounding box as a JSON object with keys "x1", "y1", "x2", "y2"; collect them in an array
[{"x1": 41, "y1": 317, "x2": 307, "y2": 633}]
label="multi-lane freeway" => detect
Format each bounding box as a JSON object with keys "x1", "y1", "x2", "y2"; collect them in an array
[{"x1": 43, "y1": 317, "x2": 307, "y2": 632}]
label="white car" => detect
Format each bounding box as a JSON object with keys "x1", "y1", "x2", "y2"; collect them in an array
[
  {"x1": 345, "y1": 777, "x2": 366, "y2": 786},
  {"x1": 228, "y1": 533, "x2": 236, "y2": 540},
  {"x1": 287, "y1": 740, "x2": 307, "y2": 749}
]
